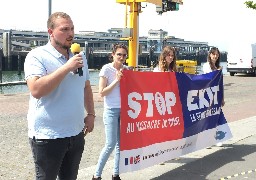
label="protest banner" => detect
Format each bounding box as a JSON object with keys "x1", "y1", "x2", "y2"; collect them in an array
[{"x1": 119, "y1": 70, "x2": 232, "y2": 173}]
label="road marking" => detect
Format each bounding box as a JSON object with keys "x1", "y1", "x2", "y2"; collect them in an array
[{"x1": 219, "y1": 168, "x2": 256, "y2": 180}]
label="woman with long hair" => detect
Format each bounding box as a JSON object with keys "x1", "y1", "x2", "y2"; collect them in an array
[
  {"x1": 203, "y1": 47, "x2": 225, "y2": 147},
  {"x1": 203, "y1": 47, "x2": 221, "y2": 73},
  {"x1": 92, "y1": 43, "x2": 128, "y2": 180},
  {"x1": 153, "y1": 46, "x2": 177, "y2": 72}
]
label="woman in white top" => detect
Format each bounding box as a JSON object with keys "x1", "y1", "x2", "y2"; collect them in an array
[
  {"x1": 153, "y1": 46, "x2": 177, "y2": 72},
  {"x1": 153, "y1": 45, "x2": 178, "y2": 164},
  {"x1": 92, "y1": 44, "x2": 128, "y2": 180},
  {"x1": 203, "y1": 47, "x2": 225, "y2": 106},
  {"x1": 203, "y1": 47, "x2": 222, "y2": 73},
  {"x1": 203, "y1": 47, "x2": 225, "y2": 147}
]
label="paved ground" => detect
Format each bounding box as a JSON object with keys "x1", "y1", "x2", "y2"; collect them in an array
[
  {"x1": 0, "y1": 73, "x2": 256, "y2": 179},
  {"x1": 78, "y1": 116, "x2": 256, "y2": 180}
]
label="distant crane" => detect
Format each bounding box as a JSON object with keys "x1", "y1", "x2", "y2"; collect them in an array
[{"x1": 116, "y1": 0, "x2": 183, "y2": 68}]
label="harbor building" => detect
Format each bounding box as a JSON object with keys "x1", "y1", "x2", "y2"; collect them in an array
[{"x1": 0, "y1": 28, "x2": 227, "y2": 71}]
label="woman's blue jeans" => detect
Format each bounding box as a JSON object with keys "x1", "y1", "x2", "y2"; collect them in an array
[{"x1": 95, "y1": 108, "x2": 121, "y2": 177}]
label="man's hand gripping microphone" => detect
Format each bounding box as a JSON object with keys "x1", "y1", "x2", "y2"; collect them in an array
[{"x1": 71, "y1": 43, "x2": 83, "y2": 76}]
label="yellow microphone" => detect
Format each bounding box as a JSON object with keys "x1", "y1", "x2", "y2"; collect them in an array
[
  {"x1": 71, "y1": 43, "x2": 83, "y2": 76},
  {"x1": 71, "y1": 43, "x2": 81, "y2": 54}
]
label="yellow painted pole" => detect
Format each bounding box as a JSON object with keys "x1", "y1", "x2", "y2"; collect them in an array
[
  {"x1": 118, "y1": 0, "x2": 165, "y2": 68},
  {"x1": 117, "y1": 0, "x2": 183, "y2": 68},
  {"x1": 128, "y1": 1, "x2": 139, "y2": 68}
]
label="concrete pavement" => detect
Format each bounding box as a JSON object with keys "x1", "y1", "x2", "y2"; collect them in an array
[
  {"x1": 1, "y1": 75, "x2": 256, "y2": 179},
  {"x1": 77, "y1": 116, "x2": 256, "y2": 180}
]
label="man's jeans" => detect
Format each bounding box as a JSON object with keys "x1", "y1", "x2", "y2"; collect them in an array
[{"x1": 29, "y1": 132, "x2": 85, "y2": 180}]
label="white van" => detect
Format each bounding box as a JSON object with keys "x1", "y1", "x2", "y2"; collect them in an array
[{"x1": 226, "y1": 43, "x2": 256, "y2": 76}]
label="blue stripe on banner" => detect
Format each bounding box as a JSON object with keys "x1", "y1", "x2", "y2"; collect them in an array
[
  {"x1": 125, "y1": 158, "x2": 128, "y2": 165},
  {"x1": 175, "y1": 70, "x2": 226, "y2": 138}
]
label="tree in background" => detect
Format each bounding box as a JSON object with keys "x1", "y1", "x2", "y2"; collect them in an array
[{"x1": 245, "y1": 1, "x2": 256, "y2": 9}]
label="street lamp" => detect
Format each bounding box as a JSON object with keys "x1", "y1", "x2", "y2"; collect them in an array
[
  {"x1": 48, "y1": 0, "x2": 52, "y2": 40},
  {"x1": 48, "y1": 0, "x2": 52, "y2": 17}
]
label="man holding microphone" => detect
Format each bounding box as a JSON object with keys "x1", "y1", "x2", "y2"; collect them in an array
[
  {"x1": 71, "y1": 42, "x2": 84, "y2": 76},
  {"x1": 24, "y1": 12, "x2": 95, "y2": 180}
]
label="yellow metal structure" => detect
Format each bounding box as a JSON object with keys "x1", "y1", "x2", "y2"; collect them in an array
[
  {"x1": 116, "y1": 0, "x2": 183, "y2": 68},
  {"x1": 117, "y1": 0, "x2": 162, "y2": 67},
  {"x1": 176, "y1": 60, "x2": 198, "y2": 74}
]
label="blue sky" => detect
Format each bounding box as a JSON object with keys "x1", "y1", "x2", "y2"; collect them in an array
[{"x1": 1, "y1": 0, "x2": 256, "y2": 51}]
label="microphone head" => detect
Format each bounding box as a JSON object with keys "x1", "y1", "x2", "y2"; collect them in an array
[{"x1": 71, "y1": 43, "x2": 81, "y2": 54}]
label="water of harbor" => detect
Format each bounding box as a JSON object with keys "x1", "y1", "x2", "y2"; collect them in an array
[
  {"x1": 0, "y1": 62, "x2": 227, "y2": 94},
  {"x1": 0, "y1": 70, "x2": 100, "y2": 94}
]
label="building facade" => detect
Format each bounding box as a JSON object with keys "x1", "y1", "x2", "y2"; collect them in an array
[{"x1": 0, "y1": 28, "x2": 226, "y2": 71}]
